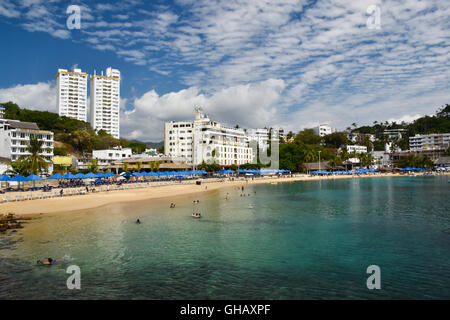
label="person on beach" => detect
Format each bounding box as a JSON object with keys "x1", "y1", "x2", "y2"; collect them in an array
[{"x1": 60, "y1": 189, "x2": 63, "y2": 197}]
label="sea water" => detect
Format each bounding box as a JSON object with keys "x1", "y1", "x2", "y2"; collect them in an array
[{"x1": 0, "y1": 176, "x2": 449, "y2": 299}]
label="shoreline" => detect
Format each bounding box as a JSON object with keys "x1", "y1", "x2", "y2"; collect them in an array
[{"x1": 0, "y1": 172, "x2": 447, "y2": 216}]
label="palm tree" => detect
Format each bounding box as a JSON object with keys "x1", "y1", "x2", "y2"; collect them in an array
[
  {"x1": 18, "y1": 135, "x2": 49, "y2": 175},
  {"x1": 136, "y1": 161, "x2": 142, "y2": 172},
  {"x1": 302, "y1": 147, "x2": 317, "y2": 163},
  {"x1": 122, "y1": 162, "x2": 129, "y2": 173}
]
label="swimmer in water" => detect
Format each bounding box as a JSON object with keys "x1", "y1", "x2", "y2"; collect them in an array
[{"x1": 136, "y1": 219, "x2": 141, "y2": 224}]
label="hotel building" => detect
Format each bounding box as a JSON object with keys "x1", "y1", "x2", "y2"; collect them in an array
[
  {"x1": 247, "y1": 128, "x2": 269, "y2": 150},
  {"x1": 0, "y1": 120, "x2": 54, "y2": 173},
  {"x1": 56, "y1": 67, "x2": 88, "y2": 121},
  {"x1": 92, "y1": 147, "x2": 132, "y2": 166},
  {"x1": 165, "y1": 110, "x2": 253, "y2": 166},
  {"x1": 90, "y1": 67, "x2": 121, "y2": 139},
  {"x1": 314, "y1": 124, "x2": 335, "y2": 137},
  {"x1": 409, "y1": 133, "x2": 450, "y2": 151}
]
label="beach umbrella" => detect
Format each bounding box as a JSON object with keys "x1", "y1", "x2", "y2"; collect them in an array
[
  {"x1": 0, "y1": 174, "x2": 10, "y2": 189},
  {"x1": 9, "y1": 174, "x2": 27, "y2": 190},
  {"x1": 83, "y1": 172, "x2": 97, "y2": 179},
  {"x1": 73, "y1": 173, "x2": 86, "y2": 179},
  {"x1": 0, "y1": 175, "x2": 11, "y2": 181},
  {"x1": 25, "y1": 174, "x2": 43, "y2": 188},
  {"x1": 132, "y1": 172, "x2": 142, "y2": 177},
  {"x1": 104, "y1": 172, "x2": 117, "y2": 178},
  {"x1": 47, "y1": 173, "x2": 63, "y2": 180},
  {"x1": 62, "y1": 173, "x2": 75, "y2": 179},
  {"x1": 25, "y1": 174, "x2": 43, "y2": 181},
  {"x1": 95, "y1": 172, "x2": 107, "y2": 178},
  {"x1": 10, "y1": 175, "x2": 27, "y2": 181}
]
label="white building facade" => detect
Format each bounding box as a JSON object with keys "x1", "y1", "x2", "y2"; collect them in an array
[
  {"x1": 409, "y1": 133, "x2": 450, "y2": 151},
  {"x1": 0, "y1": 120, "x2": 54, "y2": 173},
  {"x1": 90, "y1": 67, "x2": 121, "y2": 139},
  {"x1": 346, "y1": 145, "x2": 368, "y2": 154},
  {"x1": 314, "y1": 124, "x2": 335, "y2": 137},
  {"x1": 247, "y1": 128, "x2": 269, "y2": 150},
  {"x1": 56, "y1": 68, "x2": 88, "y2": 122},
  {"x1": 165, "y1": 110, "x2": 253, "y2": 166},
  {"x1": 92, "y1": 147, "x2": 132, "y2": 166}
]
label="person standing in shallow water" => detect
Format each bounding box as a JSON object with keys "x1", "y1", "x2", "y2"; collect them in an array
[{"x1": 226, "y1": 193, "x2": 230, "y2": 200}]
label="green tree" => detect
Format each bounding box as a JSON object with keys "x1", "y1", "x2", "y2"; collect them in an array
[
  {"x1": 323, "y1": 132, "x2": 350, "y2": 149},
  {"x1": 88, "y1": 159, "x2": 99, "y2": 173},
  {"x1": 294, "y1": 129, "x2": 321, "y2": 145}
]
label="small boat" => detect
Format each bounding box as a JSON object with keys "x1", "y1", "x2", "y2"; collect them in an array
[{"x1": 192, "y1": 213, "x2": 201, "y2": 218}]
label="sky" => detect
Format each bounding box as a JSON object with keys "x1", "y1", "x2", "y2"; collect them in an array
[{"x1": 0, "y1": 0, "x2": 448, "y2": 141}]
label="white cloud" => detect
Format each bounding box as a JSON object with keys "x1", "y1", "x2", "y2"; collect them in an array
[
  {"x1": 0, "y1": 82, "x2": 57, "y2": 112},
  {"x1": 121, "y1": 79, "x2": 286, "y2": 140}
]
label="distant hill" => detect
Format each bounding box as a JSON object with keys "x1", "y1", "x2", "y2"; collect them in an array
[{"x1": 141, "y1": 141, "x2": 164, "y2": 148}]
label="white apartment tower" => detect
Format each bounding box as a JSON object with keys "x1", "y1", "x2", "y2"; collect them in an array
[
  {"x1": 56, "y1": 68, "x2": 88, "y2": 121},
  {"x1": 90, "y1": 67, "x2": 121, "y2": 139}
]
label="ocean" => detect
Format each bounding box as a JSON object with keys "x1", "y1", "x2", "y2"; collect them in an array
[{"x1": 0, "y1": 176, "x2": 449, "y2": 299}]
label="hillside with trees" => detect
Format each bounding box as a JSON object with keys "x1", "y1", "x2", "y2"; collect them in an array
[{"x1": 1, "y1": 101, "x2": 149, "y2": 157}]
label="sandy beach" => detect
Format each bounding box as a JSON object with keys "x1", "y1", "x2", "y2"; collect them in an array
[{"x1": 0, "y1": 172, "x2": 446, "y2": 216}]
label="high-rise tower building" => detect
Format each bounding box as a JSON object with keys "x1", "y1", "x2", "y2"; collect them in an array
[
  {"x1": 89, "y1": 67, "x2": 121, "y2": 139},
  {"x1": 56, "y1": 67, "x2": 88, "y2": 121}
]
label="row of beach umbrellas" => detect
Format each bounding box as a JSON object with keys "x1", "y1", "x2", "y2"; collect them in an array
[
  {"x1": 0, "y1": 170, "x2": 210, "y2": 182},
  {"x1": 0, "y1": 168, "x2": 293, "y2": 182}
]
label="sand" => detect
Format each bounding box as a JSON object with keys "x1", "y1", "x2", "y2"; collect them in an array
[{"x1": 0, "y1": 172, "x2": 444, "y2": 216}]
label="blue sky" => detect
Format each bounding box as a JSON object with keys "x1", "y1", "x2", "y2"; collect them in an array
[{"x1": 0, "y1": 0, "x2": 449, "y2": 141}]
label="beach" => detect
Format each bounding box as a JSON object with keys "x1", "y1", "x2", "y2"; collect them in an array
[{"x1": 1, "y1": 172, "x2": 438, "y2": 216}]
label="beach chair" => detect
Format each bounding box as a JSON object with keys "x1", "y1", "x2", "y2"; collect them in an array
[
  {"x1": 27, "y1": 194, "x2": 33, "y2": 201},
  {"x1": 1, "y1": 196, "x2": 9, "y2": 203}
]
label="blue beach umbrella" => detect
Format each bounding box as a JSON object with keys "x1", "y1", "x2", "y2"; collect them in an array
[
  {"x1": 0, "y1": 175, "x2": 11, "y2": 181},
  {"x1": 95, "y1": 172, "x2": 107, "y2": 178},
  {"x1": 25, "y1": 174, "x2": 43, "y2": 181},
  {"x1": 83, "y1": 172, "x2": 97, "y2": 179},
  {"x1": 73, "y1": 173, "x2": 86, "y2": 179},
  {"x1": 47, "y1": 173, "x2": 63, "y2": 180},
  {"x1": 62, "y1": 173, "x2": 75, "y2": 179},
  {"x1": 10, "y1": 175, "x2": 27, "y2": 181},
  {"x1": 104, "y1": 172, "x2": 117, "y2": 178}
]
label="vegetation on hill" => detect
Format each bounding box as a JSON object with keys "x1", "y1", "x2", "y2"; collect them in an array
[{"x1": 1, "y1": 102, "x2": 148, "y2": 155}]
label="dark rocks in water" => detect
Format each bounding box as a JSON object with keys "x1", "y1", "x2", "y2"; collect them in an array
[{"x1": 0, "y1": 213, "x2": 27, "y2": 234}]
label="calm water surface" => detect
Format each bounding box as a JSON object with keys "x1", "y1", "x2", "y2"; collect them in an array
[{"x1": 0, "y1": 176, "x2": 449, "y2": 299}]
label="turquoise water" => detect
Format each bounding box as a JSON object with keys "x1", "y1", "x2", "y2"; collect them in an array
[{"x1": 0, "y1": 176, "x2": 449, "y2": 299}]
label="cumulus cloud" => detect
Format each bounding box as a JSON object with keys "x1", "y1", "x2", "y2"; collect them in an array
[
  {"x1": 121, "y1": 79, "x2": 286, "y2": 140},
  {"x1": 0, "y1": 82, "x2": 57, "y2": 112}
]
